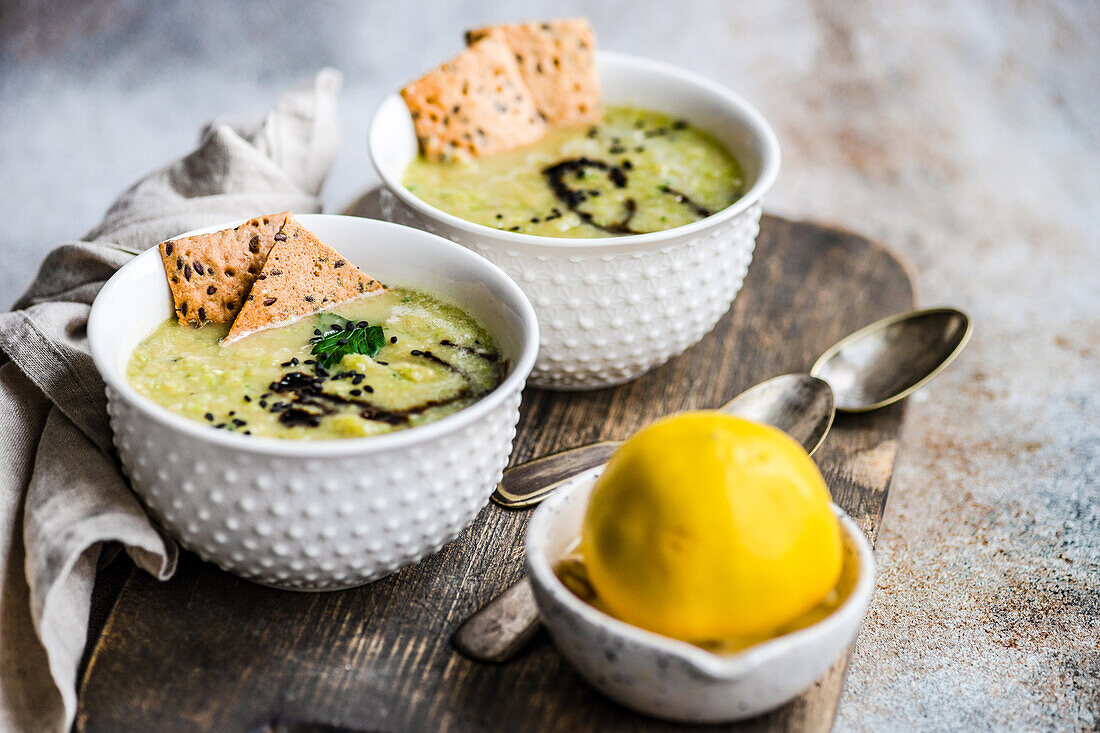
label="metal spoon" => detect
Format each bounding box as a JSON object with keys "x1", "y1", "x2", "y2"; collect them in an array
[
  {"x1": 492, "y1": 373, "x2": 834, "y2": 510},
  {"x1": 810, "y1": 307, "x2": 971, "y2": 411},
  {"x1": 455, "y1": 307, "x2": 971, "y2": 663}
]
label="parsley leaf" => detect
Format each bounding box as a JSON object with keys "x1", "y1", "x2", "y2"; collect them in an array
[{"x1": 309, "y1": 315, "x2": 386, "y2": 369}]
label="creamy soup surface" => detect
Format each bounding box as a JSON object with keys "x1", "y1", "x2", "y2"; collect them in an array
[
  {"x1": 403, "y1": 106, "x2": 744, "y2": 238},
  {"x1": 127, "y1": 288, "x2": 503, "y2": 440}
]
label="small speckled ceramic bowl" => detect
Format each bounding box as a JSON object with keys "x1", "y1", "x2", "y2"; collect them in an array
[
  {"x1": 369, "y1": 51, "x2": 780, "y2": 390},
  {"x1": 526, "y1": 467, "x2": 875, "y2": 723},
  {"x1": 89, "y1": 215, "x2": 539, "y2": 591}
]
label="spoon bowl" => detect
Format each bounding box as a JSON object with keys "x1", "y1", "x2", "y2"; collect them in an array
[
  {"x1": 811, "y1": 308, "x2": 971, "y2": 412},
  {"x1": 723, "y1": 374, "x2": 834, "y2": 456}
]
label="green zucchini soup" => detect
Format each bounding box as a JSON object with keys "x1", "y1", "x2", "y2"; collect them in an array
[
  {"x1": 402, "y1": 107, "x2": 744, "y2": 238},
  {"x1": 127, "y1": 288, "x2": 504, "y2": 440}
]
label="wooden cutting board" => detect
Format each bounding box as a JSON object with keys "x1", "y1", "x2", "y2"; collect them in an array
[{"x1": 76, "y1": 214, "x2": 915, "y2": 732}]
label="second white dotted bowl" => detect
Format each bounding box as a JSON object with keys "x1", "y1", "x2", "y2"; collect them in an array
[
  {"x1": 88, "y1": 215, "x2": 539, "y2": 590},
  {"x1": 370, "y1": 51, "x2": 780, "y2": 390}
]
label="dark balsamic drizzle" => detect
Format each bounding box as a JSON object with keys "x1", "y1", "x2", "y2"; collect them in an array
[
  {"x1": 356, "y1": 388, "x2": 475, "y2": 425},
  {"x1": 412, "y1": 349, "x2": 466, "y2": 376},
  {"x1": 658, "y1": 185, "x2": 713, "y2": 218},
  {"x1": 541, "y1": 157, "x2": 639, "y2": 235},
  {"x1": 439, "y1": 339, "x2": 500, "y2": 363},
  {"x1": 261, "y1": 332, "x2": 499, "y2": 429},
  {"x1": 541, "y1": 156, "x2": 714, "y2": 235}
]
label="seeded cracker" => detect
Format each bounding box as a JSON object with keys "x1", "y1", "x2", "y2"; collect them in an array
[
  {"x1": 225, "y1": 218, "x2": 383, "y2": 343},
  {"x1": 465, "y1": 18, "x2": 601, "y2": 127},
  {"x1": 159, "y1": 211, "x2": 291, "y2": 326},
  {"x1": 401, "y1": 37, "x2": 547, "y2": 161}
]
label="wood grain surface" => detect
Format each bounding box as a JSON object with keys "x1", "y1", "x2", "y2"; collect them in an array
[{"x1": 76, "y1": 215, "x2": 915, "y2": 732}]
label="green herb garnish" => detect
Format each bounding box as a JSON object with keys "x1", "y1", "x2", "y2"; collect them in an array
[{"x1": 309, "y1": 315, "x2": 386, "y2": 370}]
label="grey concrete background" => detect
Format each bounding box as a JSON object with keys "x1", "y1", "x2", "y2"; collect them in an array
[{"x1": 2, "y1": 1, "x2": 1097, "y2": 730}]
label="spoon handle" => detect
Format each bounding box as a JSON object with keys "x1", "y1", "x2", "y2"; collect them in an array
[
  {"x1": 491, "y1": 441, "x2": 622, "y2": 509},
  {"x1": 452, "y1": 577, "x2": 540, "y2": 663}
]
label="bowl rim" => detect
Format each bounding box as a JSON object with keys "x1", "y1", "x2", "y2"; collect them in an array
[
  {"x1": 369, "y1": 50, "x2": 781, "y2": 250},
  {"x1": 526, "y1": 467, "x2": 876, "y2": 679},
  {"x1": 88, "y1": 214, "x2": 540, "y2": 457}
]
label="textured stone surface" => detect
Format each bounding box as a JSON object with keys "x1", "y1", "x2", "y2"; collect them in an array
[{"x1": 2, "y1": 1, "x2": 1097, "y2": 730}]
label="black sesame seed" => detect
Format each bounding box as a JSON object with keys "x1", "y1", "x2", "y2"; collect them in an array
[
  {"x1": 228, "y1": 411, "x2": 235, "y2": 416},
  {"x1": 314, "y1": 329, "x2": 322, "y2": 336},
  {"x1": 495, "y1": 214, "x2": 503, "y2": 220},
  {"x1": 375, "y1": 361, "x2": 388, "y2": 366},
  {"x1": 390, "y1": 336, "x2": 397, "y2": 343},
  {"x1": 410, "y1": 349, "x2": 422, "y2": 356},
  {"x1": 215, "y1": 423, "x2": 227, "y2": 429},
  {"x1": 350, "y1": 389, "x2": 362, "y2": 396},
  {"x1": 337, "y1": 338, "x2": 348, "y2": 346},
  {"x1": 304, "y1": 359, "x2": 316, "y2": 365},
  {"x1": 204, "y1": 413, "x2": 214, "y2": 421},
  {"x1": 259, "y1": 400, "x2": 268, "y2": 408},
  {"x1": 243, "y1": 395, "x2": 252, "y2": 402},
  {"x1": 364, "y1": 385, "x2": 374, "y2": 393}
]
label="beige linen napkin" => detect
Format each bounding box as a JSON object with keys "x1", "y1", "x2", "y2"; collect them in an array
[{"x1": 0, "y1": 68, "x2": 342, "y2": 733}]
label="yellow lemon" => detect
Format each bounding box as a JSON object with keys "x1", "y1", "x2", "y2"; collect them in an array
[{"x1": 580, "y1": 412, "x2": 842, "y2": 643}]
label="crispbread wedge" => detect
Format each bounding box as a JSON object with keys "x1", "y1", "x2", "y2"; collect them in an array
[
  {"x1": 465, "y1": 18, "x2": 601, "y2": 127},
  {"x1": 400, "y1": 37, "x2": 547, "y2": 161},
  {"x1": 159, "y1": 211, "x2": 291, "y2": 326},
  {"x1": 225, "y1": 219, "x2": 383, "y2": 343}
]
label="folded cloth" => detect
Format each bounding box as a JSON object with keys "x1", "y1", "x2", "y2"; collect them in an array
[{"x1": 0, "y1": 68, "x2": 342, "y2": 733}]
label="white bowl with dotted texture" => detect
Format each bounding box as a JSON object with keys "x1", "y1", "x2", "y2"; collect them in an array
[
  {"x1": 88, "y1": 215, "x2": 539, "y2": 591},
  {"x1": 370, "y1": 51, "x2": 779, "y2": 390},
  {"x1": 526, "y1": 468, "x2": 875, "y2": 723}
]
